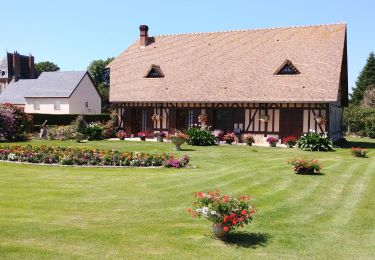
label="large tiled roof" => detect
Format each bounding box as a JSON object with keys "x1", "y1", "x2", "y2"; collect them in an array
[
  {"x1": 0, "y1": 71, "x2": 87, "y2": 104},
  {"x1": 109, "y1": 23, "x2": 347, "y2": 103}
]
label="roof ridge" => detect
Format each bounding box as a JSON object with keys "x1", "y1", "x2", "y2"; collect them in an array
[{"x1": 152, "y1": 22, "x2": 347, "y2": 37}]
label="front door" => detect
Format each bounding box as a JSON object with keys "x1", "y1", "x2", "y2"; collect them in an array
[{"x1": 279, "y1": 109, "x2": 303, "y2": 141}]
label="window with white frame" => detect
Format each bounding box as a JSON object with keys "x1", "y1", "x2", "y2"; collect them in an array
[
  {"x1": 34, "y1": 101, "x2": 40, "y2": 110},
  {"x1": 54, "y1": 100, "x2": 61, "y2": 110}
]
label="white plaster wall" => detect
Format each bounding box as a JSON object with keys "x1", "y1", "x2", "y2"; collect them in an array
[
  {"x1": 69, "y1": 74, "x2": 101, "y2": 114},
  {"x1": 25, "y1": 98, "x2": 69, "y2": 114}
]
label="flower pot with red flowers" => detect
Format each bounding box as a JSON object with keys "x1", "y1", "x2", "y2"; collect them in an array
[
  {"x1": 116, "y1": 130, "x2": 127, "y2": 140},
  {"x1": 288, "y1": 158, "x2": 322, "y2": 175},
  {"x1": 266, "y1": 136, "x2": 278, "y2": 147},
  {"x1": 138, "y1": 132, "x2": 146, "y2": 141},
  {"x1": 223, "y1": 133, "x2": 237, "y2": 145},
  {"x1": 282, "y1": 136, "x2": 298, "y2": 148},
  {"x1": 168, "y1": 131, "x2": 189, "y2": 151},
  {"x1": 351, "y1": 147, "x2": 367, "y2": 158},
  {"x1": 188, "y1": 191, "x2": 256, "y2": 239}
]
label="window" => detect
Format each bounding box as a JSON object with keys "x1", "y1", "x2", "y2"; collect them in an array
[
  {"x1": 85, "y1": 101, "x2": 89, "y2": 108},
  {"x1": 34, "y1": 101, "x2": 40, "y2": 110},
  {"x1": 144, "y1": 64, "x2": 164, "y2": 78},
  {"x1": 54, "y1": 101, "x2": 61, "y2": 110},
  {"x1": 275, "y1": 60, "x2": 300, "y2": 75}
]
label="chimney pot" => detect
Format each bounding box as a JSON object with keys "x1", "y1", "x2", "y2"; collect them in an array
[{"x1": 139, "y1": 25, "x2": 149, "y2": 47}]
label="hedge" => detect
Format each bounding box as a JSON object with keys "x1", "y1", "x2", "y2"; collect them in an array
[{"x1": 31, "y1": 114, "x2": 111, "y2": 126}]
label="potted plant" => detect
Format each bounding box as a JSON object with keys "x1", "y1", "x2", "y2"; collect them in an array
[
  {"x1": 314, "y1": 116, "x2": 327, "y2": 125},
  {"x1": 223, "y1": 133, "x2": 237, "y2": 145},
  {"x1": 116, "y1": 130, "x2": 127, "y2": 140},
  {"x1": 188, "y1": 191, "x2": 256, "y2": 239},
  {"x1": 288, "y1": 158, "x2": 322, "y2": 174},
  {"x1": 243, "y1": 134, "x2": 255, "y2": 146},
  {"x1": 282, "y1": 136, "x2": 298, "y2": 148},
  {"x1": 198, "y1": 114, "x2": 208, "y2": 125},
  {"x1": 138, "y1": 132, "x2": 147, "y2": 141},
  {"x1": 154, "y1": 131, "x2": 166, "y2": 142},
  {"x1": 351, "y1": 147, "x2": 367, "y2": 158},
  {"x1": 169, "y1": 131, "x2": 189, "y2": 151},
  {"x1": 266, "y1": 136, "x2": 278, "y2": 147},
  {"x1": 151, "y1": 113, "x2": 161, "y2": 122},
  {"x1": 258, "y1": 114, "x2": 269, "y2": 122}
]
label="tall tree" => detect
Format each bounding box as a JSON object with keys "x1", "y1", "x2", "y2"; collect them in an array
[
  {"x1": 351, "y1": 52, "x2": 375, "y2": 105},
  {"x1": 35, "y1": 61, "x2": 60, "y2": 77},
  {"x1": 87, "y1": 57, "x2": 114, "y2": 112}
]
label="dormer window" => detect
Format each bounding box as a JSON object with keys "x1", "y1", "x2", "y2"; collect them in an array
[
  {"x1": 145, "y1": 65, "x2": 164, "y2": 78},
  {"x1": 275, "y1": 60, "x2": 300, "y2": 75}
]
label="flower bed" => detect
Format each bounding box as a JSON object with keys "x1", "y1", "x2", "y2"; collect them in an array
[
  {"x1": 0, "y1": 145, "x2": 190, "y2": 168},
  {"x1": 188, "y1": 191, "x2": 255, "y2": 238},
  {"x1": 288, "y1": 158, "x2": 322, "y2": 174}
]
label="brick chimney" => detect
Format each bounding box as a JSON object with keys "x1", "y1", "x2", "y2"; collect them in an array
[
  {"x1": 12, "y1": 51, "x2": 20, "y2": 81},
  {"x1": 139, "y1": 25, "x2": 149, "y2": 47},
  {"x1": 29, "y1": 54, "x2": 36, "y2": 79}
]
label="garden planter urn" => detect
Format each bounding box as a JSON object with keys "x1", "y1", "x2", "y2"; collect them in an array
[
  {"x1": 140, "y1": 136, "x2": 146, "y2": 141},
  {"x1": 174, "y1": 145, "x2": 182, "y2": 151},
  {"x1": 295, "y1": 167, "x2": 315, "y2": 174},
  {"x1": 212, "y1": 223, "x2": 228, "y2": 239},
  {"x1": 157, "y1": 136, "x2": 164, "y2": 142},
  {"x1": 269, "y1": 142, "x2": 277, "y2": 147}
]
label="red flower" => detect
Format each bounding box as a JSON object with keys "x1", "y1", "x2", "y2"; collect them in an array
[
  {"x1": 223, "y1": 195, "x2": 230, "y2": 202},
  {"x1": 223, "y1": 226, "x2": 230, "y2": 232},
  {"x1": 196, "y1": 192, "x2": 205, "y2": 198},
  {"x1": 230, "y1": 213, "x2": 236, "y2": 218},
  {"x1": 241, "y1": 210, "x2": 247, "y2": 215},
  {"x1": 223, "y1": 215, "x2": 230, "y2": 223}
]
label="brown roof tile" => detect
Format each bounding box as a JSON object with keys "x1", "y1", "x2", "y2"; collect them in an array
[{"x1": 109, "y1": 23, "x2": 347, "y2": 103}]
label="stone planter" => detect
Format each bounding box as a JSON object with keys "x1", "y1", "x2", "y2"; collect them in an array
[
  {"x1": 212, "y1": 223, "x2": 228, "y2": 239},
  {"x1": 269, "y1": 142, "x2": 277, "y2": 147},
  {"x1": 157, "y1": 136, "x2": 164, "y2": 142},
  {"x1": 295, "y1": 167, "x2": 315, "y2": 174},
  {"x1": 286, "y1": 142, "x2": 295, "y2": 148},
  {"x1": 246, "y1": 142, "x2": 253, "y2": 146},
  {"x1": 174, "y1": 145, "x2": 181, "y2": 151},
  {"x1": 226, "y1": 140, "x2": 233, "y2": 145},
  {"x1": 140, "y1": 136, "x2": 146, "y2": 141}
]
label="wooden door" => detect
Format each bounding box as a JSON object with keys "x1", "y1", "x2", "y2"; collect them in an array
[{"x1": 279, "y1": 109, "x2": 303, "y2": 141}]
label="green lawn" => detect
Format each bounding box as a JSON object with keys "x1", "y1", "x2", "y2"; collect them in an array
[{"x1": 0, "y1": 138, "x2": 374, "y2": 259}]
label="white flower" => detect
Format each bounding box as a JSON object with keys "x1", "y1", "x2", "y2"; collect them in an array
[
  {"x1": 196, "y1": 209, "x2": 202, "y2": 213},
  {"x1": 210, "y1": 211, "x2": 217, "y2": 215},
  {"x1": 201, "y1": 207, "x2": 209, "y2": 216}
]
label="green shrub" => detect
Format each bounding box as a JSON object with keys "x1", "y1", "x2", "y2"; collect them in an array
[
  {"x1": 297, "y1": 131, "x2": 333, "y2": 151},
  {"x1": 186, "y1": 127, "x2": 216, "y2": 146},
  {"x1": 85, "y1": 122, "x2": 104, "y2": 140},
  {"x1": 0, "y1": 103, "x2": 33, "y2": 141},
  {"x1": 47, "y1": 125, "x2": 76, "y2": 140},
  {"x1": 344, "y1": 105, "x2": 375, "y2": 138}
]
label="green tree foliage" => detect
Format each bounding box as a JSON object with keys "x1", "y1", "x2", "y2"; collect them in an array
[
  {"x1": 35, "y1": 61, "x2": 60, "y2": 77},
  {"x1": 351, "y1": 52, "x2": 375, "y2": 105},
  {"x1": 87, "y1": 58, "x2": 114, "y2": 112},
  {"x1": 344, "y1": 104, "x2": 375, "y2": 138}
]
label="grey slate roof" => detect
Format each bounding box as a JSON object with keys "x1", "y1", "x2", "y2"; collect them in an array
[{"x1": 0, "y1": 71, "x2": 87, "y2": 104}]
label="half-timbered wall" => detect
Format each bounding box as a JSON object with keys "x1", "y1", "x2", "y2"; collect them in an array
[{"x1": 114, "y1": 102, "x2": 335, "y2": 139}]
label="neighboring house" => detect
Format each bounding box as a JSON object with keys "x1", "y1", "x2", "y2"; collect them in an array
[
  {"x1": 0, "y1": 71, "x2": 101, "y2": 114},
  {"x1": 0, "y1": 51, "x2": 36, "y2": 93},
  {"x1": 108, "y1": 24, "x2": 348, "y2": 141}
]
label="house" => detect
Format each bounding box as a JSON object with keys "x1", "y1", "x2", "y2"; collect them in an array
[
  {"x1": 0, "y1": 71, "x2": 101, "y2": 114},
  {"x1": 108, "y1": 24, "x2": 348, "y2": 141},
  {"x1": 0, "y1": 51, "x2": 36, "y2": 93}
]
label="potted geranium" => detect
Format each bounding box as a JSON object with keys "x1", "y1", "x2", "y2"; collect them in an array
[
  {"x1": 266, "y1": 136, "x2": 278, "y2": 147},
  {"x1": 154, "y1": 131, "x2": 166, "y2": 142},
  {"x1": 243, "y1": 134, "x2": 255, "y2": 146},
  {"x1": 351, "y1": 147, "x2": 367, "y2": 158},
  {"x1": 169, "y1": 131, "x2": 189, "y2": 151},
  {"x1": 288, "y1": 158, "x2": 322, "y2": 174},
  {"x1": 138, "y1": 132, "x2": 147, "y2": 141},
  {"x1": 258, "y1": 114, "x2": 269, "y2": 122},
  {"x1": 116, "y1": 130, "x2": 127, "y2": 140},
  {"x1": 151, "y1": 113, "x2": 161, "y2": 122},
  {"x1": 188, "y1": 191, "x2": 256, "y2": 239},
  {"x1": 282, "y1": 136, "x2": 298, "y2": 148},
  {"x1": 223, "y1": 133, "x2": 236, "y2": 145}
]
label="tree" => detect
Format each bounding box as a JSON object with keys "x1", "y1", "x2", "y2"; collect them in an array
[
  {"x1": 87, "y1": 57, "x2": 114, "y2": 112},
  {"x1": 362, "y1": 85, "x2": 375, "y2": 108},
  {"x1": 35, "y1": 61, "x2": 60, "y2": 77},
  {"x1": 351, "y1": 52, "x2": 375, "y2": 105}
]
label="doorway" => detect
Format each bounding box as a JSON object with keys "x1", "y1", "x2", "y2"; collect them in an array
[{"x1": 279, "y1": 109, "x2": 303, "y2": 141}]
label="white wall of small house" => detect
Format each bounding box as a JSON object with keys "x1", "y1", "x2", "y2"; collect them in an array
[
  {"x1": 25, "y1": 98, "x2": 69, "y2": 114},
  {"x1": 69, "y1": 74, "x2": 101, "y2": 114}
]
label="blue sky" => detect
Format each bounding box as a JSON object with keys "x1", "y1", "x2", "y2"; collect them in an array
[{"x1": 1, "y1": 0, "x2": 374, "y2": 93}]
